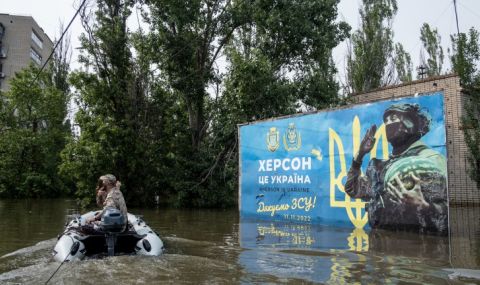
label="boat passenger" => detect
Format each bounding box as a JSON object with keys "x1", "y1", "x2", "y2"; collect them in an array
[
  {"x1": 87, "y1": 174, "x2": 128, "y2": 230},
  {"x1": 96, "y1": 177, "x2": 107, "y2": 207}
]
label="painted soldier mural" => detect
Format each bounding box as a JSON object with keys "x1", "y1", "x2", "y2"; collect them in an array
[{"x1": 345, "y1": 103, "x2": 448, "y2": 235}]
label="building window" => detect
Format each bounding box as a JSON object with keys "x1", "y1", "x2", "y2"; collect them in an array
[
  {"x1": 0, "y1": 22, "x2": 5, "y2": 39},
  {"x1": 30, "y1": 47, "x2": 42, "y2": 65},
  {"x1": 0, "y1": 63, "x2": 4, "y2": 79},
  {"x1": 31, "y1": 30, "x2": 43, "y2": 49}
]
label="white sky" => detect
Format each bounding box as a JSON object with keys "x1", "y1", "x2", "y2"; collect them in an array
[
  {"x1": 2, "y1": 0, "x2": 480, "y2": 80},
  {"x1": 334, "y1": 0, "x2": 480, "y2": 81}
]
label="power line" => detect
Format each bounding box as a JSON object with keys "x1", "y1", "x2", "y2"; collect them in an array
[
  {"x1": 30, "y1": 0, "x2": 88, "y2": 87},
  {"x1": 457, "y1": 1, "x2": 480, "y2": 24},
  {"x1": 405, "y1": 1, "x2": 452, "y2": 57}
]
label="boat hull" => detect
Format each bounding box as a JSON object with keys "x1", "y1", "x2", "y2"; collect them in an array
[{"x1": 53, "y1": 211, "x2": 164, "y2": 262}]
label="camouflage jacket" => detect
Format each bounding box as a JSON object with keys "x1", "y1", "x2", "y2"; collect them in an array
[
  {"x1": 345, "y1": 141, "x2": 448, "y2": 235},
  {"x1": 101, "y1": 187, "x2": 128, "y2": 221}
]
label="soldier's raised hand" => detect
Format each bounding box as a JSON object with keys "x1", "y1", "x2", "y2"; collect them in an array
[{"x1": 357, "y1": 124, "x2": 377, "y2": 161}]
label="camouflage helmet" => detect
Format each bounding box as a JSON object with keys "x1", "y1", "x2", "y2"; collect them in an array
[
  {"x1": 383, "y1": 103, "x2": 431, "y2": 136},
  {"x1": 100, "y1": 174, "x2": 117, "y2": 186}
]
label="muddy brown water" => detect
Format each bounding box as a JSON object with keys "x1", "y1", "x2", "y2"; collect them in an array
[{"x1": 0, "y1": 199, "x2": 479, "y2": 284}]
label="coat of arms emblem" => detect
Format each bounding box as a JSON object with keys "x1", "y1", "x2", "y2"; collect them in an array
[
  {"x1": 266, "y1": 127, "x2": 280, "y2": 152},
  {"x1": 283, "y1": 123, "x2": 301, "y2": 151}
]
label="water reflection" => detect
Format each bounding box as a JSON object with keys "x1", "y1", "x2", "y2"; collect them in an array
[
  {"x1": 368, "y1": 228, "x2": 449, "y2": 262},
  {"x1": 240, "y1": 218, "x2": 449, "y2": 257},
  {"x1": 239, "y1": 219, "x2": 451, "y2": 283},
  {"x1": 0, "y1": 199, "x2": 80, "y2": 257},
  {"x1": 450, "y1": 206, "x2": 480, "y2": 269}
]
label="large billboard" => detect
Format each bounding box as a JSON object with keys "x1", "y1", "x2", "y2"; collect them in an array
[{"x1": 238, "y1": 92, "x2": 448, "y2": 235}]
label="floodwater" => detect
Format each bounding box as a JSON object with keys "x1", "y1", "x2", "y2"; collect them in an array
[{"x1": 0, "y1": 199, "x2": 480, "y2": 284}]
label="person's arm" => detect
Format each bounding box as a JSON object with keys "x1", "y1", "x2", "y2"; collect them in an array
[
  {"x1": 87, "y1": 208, "x2": 104, "y2": 223},
  {"x1": 345, "y1": 158, "x2": 371, "y2": 199},
  {"x1": 87, "y1": 192, "x2": 113, "y2": 223},
  {"x1": 96, "y1": 188, "x2": 106, "y2": 207},
  {"x1": 90, "y1": 212, "x2": 101, "y2": 222},
  {"x1": 345, "y1": 125, "x2": 376, "y2": 199}
]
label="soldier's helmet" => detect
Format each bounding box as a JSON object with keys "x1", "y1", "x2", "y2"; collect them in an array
[
  {"x1": 100, "y1": 174, "x2": 117, "y2": 186},
  {"x1": 383, "y1": 103, "x2": 432, "y2": 137}
]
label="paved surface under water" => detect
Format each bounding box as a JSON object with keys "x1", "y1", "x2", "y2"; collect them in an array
[{"x1": 0, "y1": 199, "x2": 479, "y2": 284}]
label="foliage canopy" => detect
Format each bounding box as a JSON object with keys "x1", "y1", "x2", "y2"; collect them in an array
[{"x1": 59, "y1": 0, "x2": 349, "y2": 207}]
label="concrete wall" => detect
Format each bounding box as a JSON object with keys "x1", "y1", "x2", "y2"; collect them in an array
[
  {"x1": 0, "y1": 14, "x2": 53, "y2": 91},
  {"x1": 351, "y1": 74, "x2": 478, "y2": 206}
]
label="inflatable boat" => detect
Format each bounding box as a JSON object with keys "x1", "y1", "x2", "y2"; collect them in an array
[{"x1": 52, "y1": 208, "x2": 164, "y2": 262}]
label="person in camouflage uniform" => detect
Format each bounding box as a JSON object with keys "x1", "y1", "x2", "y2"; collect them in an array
[
  {"x1": 87, "y1": 174, "x2": 128, "y2": 228},
  {"x1": 345, "y1": 103, "x2": 448, "y2": 235}
]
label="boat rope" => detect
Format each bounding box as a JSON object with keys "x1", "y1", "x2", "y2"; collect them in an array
[{"x1": 45, "y1": 236, "x2": 77, "y2": 285}]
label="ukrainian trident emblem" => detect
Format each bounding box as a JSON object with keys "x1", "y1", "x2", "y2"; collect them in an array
[
  {"x1": 283, "y1": 123, "x2": 301, "y2": 151},
  {"x1": 266, "y1": 127, "x2": 280, "y2": 152}
]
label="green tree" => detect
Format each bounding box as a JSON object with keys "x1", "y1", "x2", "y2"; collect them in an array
[
  {"x1": 63, "y1": 0, "x2": 349, "y2": 207},
  {"x1": 51, "y1": 23, "x2": 72, "y2": 95},
  {"x1": 142, "y1": 0, "x2": 238, "y2": 150},
  {"x1": 394, "y1": 43, "x2": 412, "y2": 83},
  {"x1": 419, "y1": 23, "x2": 444, "y2": 77},
  {"x1": 60, "y1": 0, "x2": 155, "y2": 206},
  {"x1": 138, "y1": 0, "x2": 349, "y2": 207},
  {"x1": 143, "y1": 0, "x2": 349, "y2": 146},
  {"x1": 0, "y1": 65, "x2": 70, "y2": 198},
  {"x1": 346, "y1": 0, "x2": 398, "y2": 93},
  {"x1": 202, "y1": 0, "x2": 348, "y2": 206},
  {"x1": 451, "y1": 27, "x2": 480, "y2": 189}
]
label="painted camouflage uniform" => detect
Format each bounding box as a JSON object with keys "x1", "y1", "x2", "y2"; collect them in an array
[{"x1": 345, "y1": 140, "x2": 448, "y2": 235}]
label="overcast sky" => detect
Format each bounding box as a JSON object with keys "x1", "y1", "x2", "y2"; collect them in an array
[
  {"x1": 2, "y1": 0, "x2": 480, "y2": 79},
  {"x1": 334, "y1": 0, "x2": 480, "y2": 81}
]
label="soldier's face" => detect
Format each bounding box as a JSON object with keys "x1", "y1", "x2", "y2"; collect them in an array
[
  {"x1": 384, "y1": 113, "x2": 414, "y2": 146},
  {"x1": 98, "y1": 177, "x2": 108, "y2": 188}
]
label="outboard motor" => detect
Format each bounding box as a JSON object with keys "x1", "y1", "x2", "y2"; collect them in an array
[{"x1": 100, "y1": 207, "x2": 126, "y2": 256}]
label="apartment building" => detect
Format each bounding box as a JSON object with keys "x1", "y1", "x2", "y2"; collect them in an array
[{"x1": 0, "y1": 14, "x2": 53, "y2": 91}]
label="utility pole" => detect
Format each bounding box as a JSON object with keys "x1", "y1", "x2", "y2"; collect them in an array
[
  {"x1": 453, "y1": 0, "x2": 460, "y2": 35},
  {"x1": 417, "y1": 50, "x2": 428, "y2": 80},
  {"x1": 417, "y1": 65, "x2": 427, "y2": 80}
]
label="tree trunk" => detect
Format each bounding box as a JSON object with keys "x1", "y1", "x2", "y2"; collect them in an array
[{"x1": 187, "y1": 94, "x2": 205, "y2": 150}]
